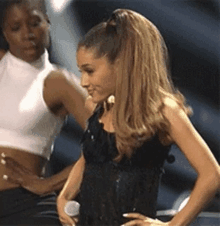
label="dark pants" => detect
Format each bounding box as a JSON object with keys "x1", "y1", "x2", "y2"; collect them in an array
[{"x1": 0, "y1": 187, "x2": 62, "y2": 226}]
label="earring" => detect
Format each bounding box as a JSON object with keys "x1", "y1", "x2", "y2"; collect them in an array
[{"x1": 107, "y1": 95, "x2": 115, "y2": 104}]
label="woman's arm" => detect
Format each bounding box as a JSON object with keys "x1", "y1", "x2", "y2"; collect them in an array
[
  {"x1": 2, "y1": 155, "x2": 74, "y2": 195},
  {"x1": 58, "y1": 154, "x2": 85, "y2": 201},
  {"x1": 162, "y1": 98, "x2": 220, "y2": 226},
  {"x1": 43, "y1": 70, "x2": 93, "y2": 129},
  {"x1": 123, "y1": 98, "x2": 220, "y2": 226},
  {"x1": 57, "y1": 154, "x2": 86, "y2": 226}
]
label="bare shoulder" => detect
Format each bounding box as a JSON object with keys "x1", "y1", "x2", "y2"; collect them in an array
[
  {"x1": 44, "y1": 70, "x2": 69, "y2": 87},
  {"x1": 56, "y1": 68, "x2": 81, "y2": 86},
  {"x1": 162, "y1": 97, "x2": 189, "y2": 127},
  {"x1": 163, "y1": 97, "x2": 181, "y2": 112},
  {"x1": 43, "y1": 70, "x2": 75, "y2": 107},
  {"x1": 44, "y1": 70, "x2": 83, "y2": 94}
]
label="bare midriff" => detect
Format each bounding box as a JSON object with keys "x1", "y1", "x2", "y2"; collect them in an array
[{"x1": 0, "y1": 147, "x2": 47, "y2": 191}]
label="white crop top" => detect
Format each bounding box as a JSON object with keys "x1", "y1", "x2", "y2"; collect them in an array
[{"x1": 0, "y1": 50, "x2": 65, "y2": 159}]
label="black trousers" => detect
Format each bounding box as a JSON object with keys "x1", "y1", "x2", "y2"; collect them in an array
[{"x1": 0, "y1": 187, "x2": 62, "y2": 226}]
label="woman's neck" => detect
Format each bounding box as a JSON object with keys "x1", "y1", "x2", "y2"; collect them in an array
[
  {"x1": 103, "y1": 101, "x2": 114, "y2": 112},
  {"x1": 100, "y1": 101, "x2": 115, "y2": 133}
]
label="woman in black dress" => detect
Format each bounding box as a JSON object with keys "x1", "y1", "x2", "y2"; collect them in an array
[{"x1": 57, "y1": 9, "x2": 220, "y2": 226}]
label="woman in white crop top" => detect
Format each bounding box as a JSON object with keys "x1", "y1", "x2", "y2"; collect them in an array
[{"x1": 0, "y1": 0, "x2": 91, "y2": 225}]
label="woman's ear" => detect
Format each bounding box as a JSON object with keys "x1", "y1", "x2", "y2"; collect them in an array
[
  {"x1": 3, "y1": 31, "x2": 7, "y2": 42},
  {"x1": 2, "y1": 31, "x2": 9, "y2": 48},
  {"x1": 46, "y1": 21, "x2": 50, "y2": 31},
  {"x1": 0, "y1": 30, "x2": 9, "y2": 50},
  {"x1": 45, "y1": 14, "x2": 50, "y2": 25}
]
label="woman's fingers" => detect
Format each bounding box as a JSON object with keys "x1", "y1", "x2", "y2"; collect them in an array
[
  {"x1": 2, "y1": 173, "x2": 22, "y2": 185},
  {"x1": 1, "y1": 155, "x2": 41, "y2": 189},
  {"x1": 57, "y1": 197, "x2": 77, "y2": 226},
  {"x1": 123, "y1": 213, "x2": 147, "y2": 220},
  {"x1": 1, "y1": 154, "x2": 38, "y2": 184},
  {"x1": 122, "y1": 213, "x2": 149, "y2": 226},
  {"x1": 123, "y1": 213, "x2": 163, "y2": 226},
  {"x1": 59, "y1": 215, "x2": 76, "y2": 226},
  {"x1": 3, "y1": 155, "x2": 34, "y2": 175},
  {"x1": 122, "y1": 219, "x2": 146, "y2": 226},
  {"x1": 73, "y1": 217, "x2": 79, "y2": 223}
]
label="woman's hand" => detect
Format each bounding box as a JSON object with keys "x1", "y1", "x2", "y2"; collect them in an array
[
  {"x1": 57, "y1": 195, "x2": 78, "y2": 226},
  {"x1": 122, "y1": 213, "x2": 170, "y2": 226},
  {"x1": 57, "y1": 155, "x2": 85, "y2": 226},
  {"x1": 1, "y1": 155, "x2": 53, "y2": 195}
]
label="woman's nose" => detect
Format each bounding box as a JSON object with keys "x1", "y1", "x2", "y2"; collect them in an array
[
  {"x1": 80, "y1": 73, "x2": 90, "y2": 87},
  {"x1": 22, "y1": 24, "x2": 35, "y2": 40}
]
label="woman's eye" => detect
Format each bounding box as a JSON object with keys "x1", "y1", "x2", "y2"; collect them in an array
[
  {"x1": 11, "y1": 25, "x2": 20, "y2": 32},
  {"x1": 86, "y1": 69, "x2": 94, "y2": 74},
  {"x1": 78, "y1": 68, "x2": 94, "y2": 74},
  {"x1": 30, "y1": 20, "x2": 40, "y2": 27}
]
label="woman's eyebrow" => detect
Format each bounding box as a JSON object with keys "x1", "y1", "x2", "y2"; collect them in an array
[{"x1": 81, "y1": 64, "x2": 92, "y2": 68}]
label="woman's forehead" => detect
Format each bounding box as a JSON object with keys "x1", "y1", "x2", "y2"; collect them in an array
[
  {"x1": 6, "y1": 0, "x2": 46, "y2": 16},
  {"x1": 24, "y1": 0, "x2": 47, "y2": 13},
  {"x1": 5, "y1": 2, "x2": 48, "y2": 24},
  {"x1": 4, "y1": 4, "x2": 43, "y2": 22}
]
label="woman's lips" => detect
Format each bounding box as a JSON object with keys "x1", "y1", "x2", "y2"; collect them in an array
[{"x1": 87, "y1": 90, "x2": 94, "y2": 96}]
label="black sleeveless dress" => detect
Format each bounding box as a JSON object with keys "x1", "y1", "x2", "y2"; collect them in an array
[{"x1": 78, "y1": 106, "x2": 172, "y2": 226}]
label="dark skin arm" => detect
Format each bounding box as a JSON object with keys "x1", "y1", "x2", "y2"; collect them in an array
[
  {"x1": 43, "y1": 69, "x2": 91, "y2": 129},
  {"x1": 2, "y1": 155, "x2": 73, "y2": 195}
]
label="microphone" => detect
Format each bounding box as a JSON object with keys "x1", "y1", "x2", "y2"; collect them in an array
[{"x1": 64, "y1": 200, "x2": 80, "y2": 217}]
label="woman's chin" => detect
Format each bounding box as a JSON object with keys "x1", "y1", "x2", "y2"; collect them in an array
[
  {"x1": 90, "y1": 97, "x2": 99, "y2": 104},
  {"x1": 89, "y1": 95, "x2": 105, "y2": 104}
]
